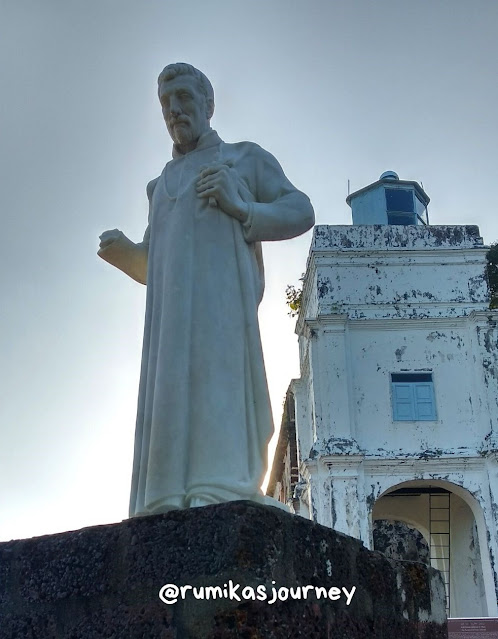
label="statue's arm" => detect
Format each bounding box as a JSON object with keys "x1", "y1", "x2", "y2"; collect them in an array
[
  {"x1": 242, "y1": 146, "x2": 315, "y2": 243},
  {"x1": 97, "y1": 179, "x2": 157, "y2": 285},
  {"x1": 97, "y1": 229, "x2": 149, "y2": 285}
]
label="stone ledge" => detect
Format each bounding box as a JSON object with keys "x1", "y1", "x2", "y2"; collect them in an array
[
  {"x1": 0, "y1": 501, "x2": 447, "y2": 638},
  {"x1": 313, "y1": 224, "x2": 484, "y2": 251}
]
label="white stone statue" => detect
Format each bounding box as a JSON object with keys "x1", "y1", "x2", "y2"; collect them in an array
[{"x1": 98, "y1": 63, "x2": 314, "y2": 516}]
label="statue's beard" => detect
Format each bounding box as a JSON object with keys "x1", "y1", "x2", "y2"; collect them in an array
[{"x1": 172, "y1": 122, "x2": 194, "y2": 146}]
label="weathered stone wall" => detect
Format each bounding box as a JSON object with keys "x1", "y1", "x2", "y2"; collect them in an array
[
  {"x1": 0, "y1": 502, "x2": 446, "y2": 638},
  {"x1": 307, "y1": 225, "x2": 489, "y2": 321},
  {"x1": 373, "y1": 519, "x2": 430, "y2": 564},
  {"x1": 312, "y1": 224, "x2": 485, "y2": 252},
  {"x1": 291, "y1": 222, "x2": 498, "y2": 616}
]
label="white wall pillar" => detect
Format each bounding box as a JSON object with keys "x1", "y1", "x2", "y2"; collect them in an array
[
  {"x1": 482, "y1": 454, "x2": 498, "y2": 615},
  {"x1": 324, "y1": 456, "x2": 369, "y2": 543},
  {"x1": 290, "y1": 378, "x2": 312, "y2": 466},
  {"x1": 307, "y1": 317, "x2": 353, "y2": 441}
]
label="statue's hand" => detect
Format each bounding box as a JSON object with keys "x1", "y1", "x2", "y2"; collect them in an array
[
  {"x1": 196, "y1": 163, "x2": 249, "y2": 223},
  {"x1": 99, "y1": 228, "x2": 124, "y2": 249},
  {"x1": 97, "y1": 228, "x2": 148, "y2": 284}
]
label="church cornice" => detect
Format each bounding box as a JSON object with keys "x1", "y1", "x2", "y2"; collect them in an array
[
  {"x1": 302, "y1": 314, "x2": 487, "y2": 332},
  {"x1": 364, "y1": 455, "x2": 485, "y2": 475}
]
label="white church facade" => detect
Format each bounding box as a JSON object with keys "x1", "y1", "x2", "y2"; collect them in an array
[{"x1": 268, "y1": 172, "x2": 498, "y2": 618}]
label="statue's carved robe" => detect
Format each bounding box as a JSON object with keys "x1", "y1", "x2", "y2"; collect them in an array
[{"x1": 115, "y1": 129, "x2": 313, "y2": 515}]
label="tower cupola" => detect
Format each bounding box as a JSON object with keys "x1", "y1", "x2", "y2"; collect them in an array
[{"x1": 346, "y1": 171, "x2": 430, "y2": 225}]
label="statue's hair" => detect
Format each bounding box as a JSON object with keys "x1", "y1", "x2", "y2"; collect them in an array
[{"x1": 157, "y1": 63, "x2": 214, "y2": 104}]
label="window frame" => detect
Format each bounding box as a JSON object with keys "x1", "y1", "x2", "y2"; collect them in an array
[
  {"x1": 387, "y1": 211, "x2": 417, "y2": 225},
  {"x1": 384, "y1": 187, "x2": 425, "y2": 225},
  {"x1": 390, "y1": 372, "x2": 437, "y2": 422}
]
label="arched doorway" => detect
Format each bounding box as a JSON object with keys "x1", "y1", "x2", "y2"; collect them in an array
[{"x1": 372, "y1": 480, "x2": 488, "y2": 618}]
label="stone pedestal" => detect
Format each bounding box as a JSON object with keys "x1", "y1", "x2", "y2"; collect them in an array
[{"x1": 0, "y1": 501, "x2": 447, "y2": 638}]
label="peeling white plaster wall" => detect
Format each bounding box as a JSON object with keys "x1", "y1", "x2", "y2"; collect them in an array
[{"x1": 292, "y1": 224, "x2": 498, "y2": 618}]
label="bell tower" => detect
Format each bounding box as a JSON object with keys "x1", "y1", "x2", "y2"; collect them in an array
[
  {"x1": 347, "y1": 170, "x2": 430, "y2": 226},
  {"x1": 269, "y1": 170, "x2": 498, "y2": 618}
]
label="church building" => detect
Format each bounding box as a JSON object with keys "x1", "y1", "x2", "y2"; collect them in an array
[{"x1": 268, "y1": 171, "x2": 498, "y2": 618}]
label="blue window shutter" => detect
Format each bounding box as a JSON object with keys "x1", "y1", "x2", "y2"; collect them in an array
[
  {"x1": 414, "y1": 383, "x2": 436, "y2": 420},
  {"x1": 392, "y1": 383, "x2": 416, "y2": 420}
]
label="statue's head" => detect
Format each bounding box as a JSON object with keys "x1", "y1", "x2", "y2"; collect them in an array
[{"x1": 158, "y1": 63, "x2": 215, "y2": 151}]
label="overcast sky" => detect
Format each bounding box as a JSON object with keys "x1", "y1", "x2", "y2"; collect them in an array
[{"x1": 1, "y1": 0, "x2": 497, "y2": 541}]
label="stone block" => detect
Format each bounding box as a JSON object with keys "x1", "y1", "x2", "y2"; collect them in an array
[{"x1": 0, "y1": 501, "x2": 447, "y2": 638}]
